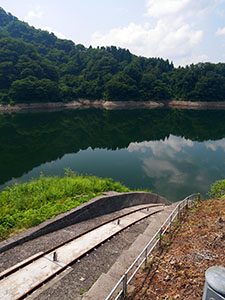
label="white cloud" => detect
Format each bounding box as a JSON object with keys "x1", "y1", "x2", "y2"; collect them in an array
[
  {"x1": 179, "y1": 53, "x2": 209, "y2": 66},
  {"x1": 142, "y1": 157, "x2": 184, "y2": 182},
  {"x1": 92, "y1": 21, "x2": 203, "y2": 63},
  {"x1": 42, "y1": 26, "x2": 68, "y2": 40},
  {"x1": 204, "y1": 138, "x2": 225, "y2": 151},
  {"x1": 25, "y1": 6, "x2": 44, "y2": 21},
  {"x1": 24, "y1": 6, "x2": 68, "y2": 40},
  {"x1": 91, "y1": 0, "x2": 211, "y2": 65},
  {"x1": 128, "y1": 135, "x2": 194, "y2": 157},
  {"x1": 216, "y1": 27, "x2": 225, "y2": 36},
  {"x1": 146, "y1": 0, "x2": 192, "y2": 18},
  {"x1": 146, "y1": 0, "x2": 213, "y2": 19}
]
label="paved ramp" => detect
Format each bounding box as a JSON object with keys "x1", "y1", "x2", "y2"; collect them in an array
[{"x1": 0, "y1": 205, "x2": 164, "y2": 300}]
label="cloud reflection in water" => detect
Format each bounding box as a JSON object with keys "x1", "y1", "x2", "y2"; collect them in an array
[{"x1": 128, "y1": 135, "x2": 225, "y2": 199}]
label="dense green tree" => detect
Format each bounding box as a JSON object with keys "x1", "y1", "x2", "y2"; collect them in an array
[
  {"x1": 0, "y1": 7, "x2": 225, "y2": 103},
  {"x1": 139, "y1": 74, "x2": 157, "y2": 100},
  {"x1": 10, "y1": 77, "x2": 60, "y2": 102},
  {"x1": 0, "y1": 61, "x2": 15, "y2": 88},
  {"x1": 105, "y1": 73, "x2": 139, "y2": 100},
  {"x1": 190, "y1": 73, "x2": 225, "y2": 101}
]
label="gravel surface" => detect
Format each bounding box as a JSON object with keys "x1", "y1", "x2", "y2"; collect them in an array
[
  {"x1": 32, "y1": 217, "x2": 153, "y2": 300},
  {"x1": 0, "y1": 204, "x2": 160, "y2": 272}
]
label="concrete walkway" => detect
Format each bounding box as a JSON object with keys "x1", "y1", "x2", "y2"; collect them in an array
[{"x1": 83, "y1": 202, "x2": 178, "y2": 300}]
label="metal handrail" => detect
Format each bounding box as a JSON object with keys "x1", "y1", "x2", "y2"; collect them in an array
[{"x1": 105, "y1": 193, "x2": 200, "y2": 300}]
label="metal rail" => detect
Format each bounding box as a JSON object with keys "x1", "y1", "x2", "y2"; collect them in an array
[
  {"x1": 0, "y1": 203, "x2": 161, "y2": 281},
  {"x1": 0, "y1": 203, "x2": 165, "y2": 299},
  {"x1": 105, "y1": 193, "x2": 200, "y2": 300}
]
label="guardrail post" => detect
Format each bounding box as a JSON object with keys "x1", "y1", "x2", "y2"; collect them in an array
[
  {"x1": 122, "y1": 273, "x2": 127, "y2": 299},
  {"x1": 158, "y1": 228, "x2": 163, "y2": 250},
  {"x1": 185, "y1": 199, "x2": 188, "y2": 211},
  {"x1": 187, "y1": 197, "x2": 190, "y2": 209},
  {"x1": 169, "y1": 214, "x2": 173, "y2": 240},
  {"x1": 178, "y1": 204, "x2": 181, "y2": 221},
  {"x1": 144, "y1": 247, "x2": 148, "y2": 267}
]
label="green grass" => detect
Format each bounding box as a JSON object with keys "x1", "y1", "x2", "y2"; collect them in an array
[
  {"x1": 209, "y1": 179, "x2": 225, "y2": 199},
  {"x1": 0, "y1": 172, "x2": 130, "y2": 240}
]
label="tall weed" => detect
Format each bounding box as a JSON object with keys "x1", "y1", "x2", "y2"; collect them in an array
[{"x1": 0, "y1": 173, "x2": 130, "y2": 240}]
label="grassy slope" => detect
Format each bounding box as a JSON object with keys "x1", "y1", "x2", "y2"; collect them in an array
[{"x1": 0, "y1": 173, "x2": 130, "y2": 240}]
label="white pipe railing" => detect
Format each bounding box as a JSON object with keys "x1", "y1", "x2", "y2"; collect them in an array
[{"x1": 105, "y1": 193, "x2": 200, "y2": 300}]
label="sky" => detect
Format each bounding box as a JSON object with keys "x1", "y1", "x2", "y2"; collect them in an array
[{"x1": 1, "y1": 0, "x2": 225, "y2": 66}]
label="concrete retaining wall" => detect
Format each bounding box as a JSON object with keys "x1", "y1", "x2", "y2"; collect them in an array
[{"x1": 0, "y1": 192, "x2": 169, "y2": 253}]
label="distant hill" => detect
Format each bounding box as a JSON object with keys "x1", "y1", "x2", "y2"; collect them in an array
[{"x1": 1, "y1": 7, "x2": 225, "y2": 104}]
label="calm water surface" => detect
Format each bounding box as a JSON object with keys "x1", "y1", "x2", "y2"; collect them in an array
[{"x1": 1, "y1": 108, "x2": 225, "y2": 201}]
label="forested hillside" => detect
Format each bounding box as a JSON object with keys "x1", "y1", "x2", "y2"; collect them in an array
[{"x1": 1, "y1": 7, "x2": 225, "y2": 104}]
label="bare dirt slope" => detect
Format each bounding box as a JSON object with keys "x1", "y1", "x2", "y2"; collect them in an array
[{"x1": 129, "y1": 199, "x2": 225, "y2": 300}]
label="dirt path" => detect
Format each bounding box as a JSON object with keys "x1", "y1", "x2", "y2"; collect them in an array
[{"x1": 128, "y1": 199, "x2": 225, "y2": 300}]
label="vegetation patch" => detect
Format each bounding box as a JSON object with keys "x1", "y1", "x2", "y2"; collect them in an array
[
  {"x1": 0, "y1": 171, "x2": 130, "y2": 240},
  {"x1": 209, "y1": 179, "x2": 225, "y2": 198}
]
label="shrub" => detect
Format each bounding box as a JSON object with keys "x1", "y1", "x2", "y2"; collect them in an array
[{"x1": 209, "y1": 179, "x2": 225, "y2": 198}]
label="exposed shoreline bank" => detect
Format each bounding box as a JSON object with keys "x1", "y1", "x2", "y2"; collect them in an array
[{"x1": 1, "y1": 99, "x2": 225, "y2": 113}]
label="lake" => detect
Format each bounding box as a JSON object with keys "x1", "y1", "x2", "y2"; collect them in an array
[{"x1": 1, "y1": 108, "x2": 225, "y2": 201}]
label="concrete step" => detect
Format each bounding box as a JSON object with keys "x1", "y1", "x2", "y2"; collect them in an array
[{"x1": 82, "y1": 274, "x2": 111, "y2": 300}]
